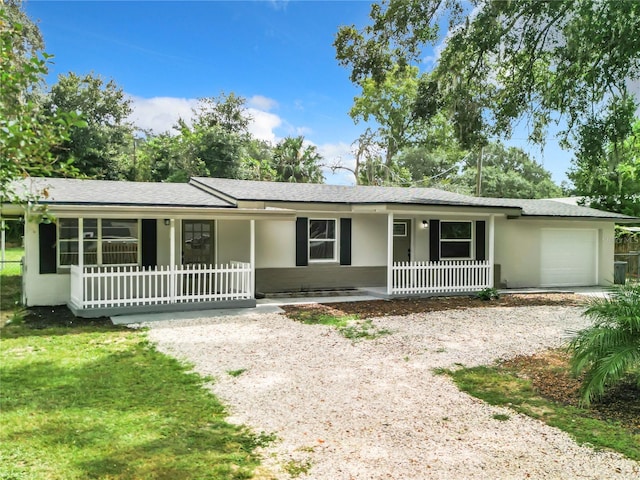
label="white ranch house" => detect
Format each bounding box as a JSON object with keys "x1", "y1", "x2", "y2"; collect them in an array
[{"x1": 2, "y1": 177, "x2": 635, "y2": 317}]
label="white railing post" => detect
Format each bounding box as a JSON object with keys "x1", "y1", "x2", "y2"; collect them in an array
[
  {"x1": 387, "y1": 213, "x2": 394, "y2": 295},
  {"x1": 169, "y1": 219, "x2": 176, "y2": 303},
  {"x1": 249, "y1": 219, "x2": 255, "y2": 298},
  {"x1": 488, "y1": 214, "x2": 495, "y2": 288}
]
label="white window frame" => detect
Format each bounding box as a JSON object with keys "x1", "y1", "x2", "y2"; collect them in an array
[
  {"x1": 57, "y1": 218, "x2": 141, "y2": 268},
  {"x1": 440, "y1": 220, "x2": 473, "y2": 260},
  {"x1": 393, "y1": 222, "x2": 407, "y2": 237},
  {"x1": 308, "y1": 218, "x2": 338, "y2": 263}
]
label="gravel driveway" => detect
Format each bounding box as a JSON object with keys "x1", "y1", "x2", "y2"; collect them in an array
[{"x1": 141, "y1": 306, "x2": 639, "y2": 479}]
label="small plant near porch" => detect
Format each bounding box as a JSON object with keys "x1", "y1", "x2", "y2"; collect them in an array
[{"x1": 476, "y1": 287, "x2": 500, "y2": 301}]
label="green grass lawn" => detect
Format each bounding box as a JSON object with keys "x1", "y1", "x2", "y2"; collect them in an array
[
  {"x1": 1, "y1": 246, "x2": 23, "y2": 276},
  {"x1": 445, "y1": 362, "x2": 640, "y2": 461},
  {"x1": 1, "y1": 284, "x2": 273, "y2": 479}
]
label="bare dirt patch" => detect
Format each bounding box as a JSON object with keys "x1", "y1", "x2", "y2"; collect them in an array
[{"x1": 281, "y1": 293, "x2": 585, "y2": 319}]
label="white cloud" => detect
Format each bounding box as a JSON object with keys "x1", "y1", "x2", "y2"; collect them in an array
[
  {"x1": 248, "y1": 95, "x2": 278, "y2": 111},
  {"x1": 316, "y1": 141, "x2": 356, "y2": 185},
  {"x1": 128, "y1": 96, "x2": 198, "y2": 134},
  {"x1": 247, "y1": 108, "x2": 282, "y2": 143},
  {"x1": 128, "y1": 94, "x2": 286, "y2": 142}
]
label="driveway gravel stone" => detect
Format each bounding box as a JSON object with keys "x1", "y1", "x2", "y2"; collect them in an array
[{"x1": 139, "y1": 306, "x2": 639, "y2": 479}]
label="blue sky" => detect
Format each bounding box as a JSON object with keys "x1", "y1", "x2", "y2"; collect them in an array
[{"x1": 25, "y1": 0, "x2": 577, "y2": 186}]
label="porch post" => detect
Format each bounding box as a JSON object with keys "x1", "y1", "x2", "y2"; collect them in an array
[
  {"x1": 250, "y1": 219, "x2": 255, "y2": 298},
  {"x1": 488, "y1": 214, "x2": 495, "y2": 288},
  {"x1": 169, "y1": 218, "x2": 176, "y2": 302},
  {"x1": 386, "y1": 212, "x2": 394, "y2": 295},
  {"x1": 78, "y1": 218, "x2": 84, "y2": 268}
]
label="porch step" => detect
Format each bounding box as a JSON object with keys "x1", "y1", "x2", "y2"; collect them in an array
[{"x1": 261, "y1": 288, "x2": 361, "y2": 299}]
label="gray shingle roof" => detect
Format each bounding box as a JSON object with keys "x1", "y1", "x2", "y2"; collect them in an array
[
  {"x1": 12, "y1": 177, "x2": 234, "y2": 208},
  {"x1": 8, "y1": 177, "x2": 635, "y2": 220},
  {"x1": 191, "y1": 177, "x2": 635, "y2": 220}
]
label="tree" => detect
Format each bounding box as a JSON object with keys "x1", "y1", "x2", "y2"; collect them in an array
[
  {"x1": 192, "y1": 92, "x2": 250, "y2": 134},
  {"x1": 237, "y1": 138, "x2": 276, "y2": 181},
  {"x1": 456, "y1": 144, "x2": 562, "y2": 198},
  {"x1": 134, "y1": 132, "x2": 206, "y2": 183},
  {"x1": 135, "y1": 93, "x2": 269, "y2": 183},
  {"x1": 569, "y1": 283, "x2": 640, "y2": 406},
  {"x1": 42, "y1": 72, "x2": 134, "y2": 180},
  {"x1": 569, "y1": 101, "x2": 640, "y2": 217},
  {"x1": 0, "y1": 5, "x2": 80, "y2": 205},
  {"x1": 335, "y1": 1, "x2": 640, "y2": 161},
  {"x1": 272, "y1": 137, "x2": 324, "y2": 183},
  {"x1": 350, "y1": 65, "x2": 426, "y2": 170}
]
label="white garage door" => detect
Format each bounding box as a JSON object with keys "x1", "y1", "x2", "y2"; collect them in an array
[{"x1": 540, "y1": 229, "x2": 598, "y2": 287}]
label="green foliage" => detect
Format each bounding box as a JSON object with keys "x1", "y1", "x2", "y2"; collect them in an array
[
  {"x1": 569, "y1": 284, "x2": 640, "y2": 406},
  {"x1": 335, "y1": 0, "x2": 640, "y2": 174},
  {"x1": 448, "y1": 364, "x2": 640, "y2": 461},
  {"x1": 0, "y1": 322, "x2": 265, "y2": 479},
  {"x1": 569, "y1": 112, "x2": 640, "y2": 217},
  {"x1": 0, "y1": 7, "x2": 82, "y2": 205},
  {"x1": 350, "y1": 66, "x2": 426, "y2": 165},
  {"x1": 282, "y1": 459, "x2": 312, "y2": 477},
  {"x1": 272, "y1": 136, "x2": 324, "y2": 183},
  {"x1": 136, "y1": 93, "x2": 274, "y2": 183},
  {"x1": 476, "y1": 288, "x2": 500, "y2": 302},
  {"x1": 458, "y1": 144, "x2": 562, "y2": 198},
  {"x1": 43, "y1": 72, "x2": 134, "y2": 180}
]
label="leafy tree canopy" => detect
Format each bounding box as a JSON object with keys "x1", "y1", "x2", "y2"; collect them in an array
[
  {"x1": 335, "y1": 0, "x2": 640, "y2": 160},
  {"x1": 272, "y1": 136, "x2": 324, "y2": 183},
  {"x1": 569, "y1": 99, "x2": 640, "y2": 217},
  {"x1": 0, "y1": 5, "x2": 81, "y2": 205},
  {"x1": 42, "y1": 72, "x2": 133, "y2": 180}
]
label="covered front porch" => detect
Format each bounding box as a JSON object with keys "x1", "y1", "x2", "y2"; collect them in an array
[
  {"x1": 385, "y1": 212, "x2": 496, "y2": 296},
  {"x1": 60, "y1": 216, "x2": 259, "y2": 317}
]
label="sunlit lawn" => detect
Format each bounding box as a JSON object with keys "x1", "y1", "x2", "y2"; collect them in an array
[
  {"x1": 0, "y1": 246, "x2": 23, "y2": 276},
  {"x1": 0, "y1": 272, "x2": 273, "y2": 479}
]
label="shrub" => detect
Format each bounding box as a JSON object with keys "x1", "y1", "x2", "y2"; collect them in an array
[{"x1": 569, "y1": 283, "x2": 640, "y2": 406}]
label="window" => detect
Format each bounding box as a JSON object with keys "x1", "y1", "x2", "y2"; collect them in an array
[
  {"x1": 102, "y1": 219, "x2": 138, "y2": 264},
  {"x1": 182, "y1": 220, "x2": 214, "y2": 264},
  {"x1": 309, "y1": 219, "x2": 336, "y2": 261},
  {"x1": 393, "y1": 222, "x2": 407, "y2": 237},
  {"x1": 440, "y1": 221, "x2": 472, "y2": 259},
  {"x1": 58, "y1": 218, "x2": 140, "y2": 267}
]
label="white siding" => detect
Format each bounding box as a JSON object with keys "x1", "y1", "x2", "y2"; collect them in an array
[
  {"x1": 351, "y1": 215, "x2": 387, "y2": 266},
  {"x1": 217, "y1": 219, "x2": 251, "y2": 264},
  {"x1": 256, "y1": 219, "x2": 296, "y2": 268},
  {"x1": 494, "y1": 218, "x2": 613, "y2": 288}
]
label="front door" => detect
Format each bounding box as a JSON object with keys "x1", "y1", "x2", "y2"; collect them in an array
[
  {"x1": 182, "y1": 220, "x2": 214, "y2": 265},
  {"x1": 393, "y1": 219, "x2": 411, "y2": 262}
]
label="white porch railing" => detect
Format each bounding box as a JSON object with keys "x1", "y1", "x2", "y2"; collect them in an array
[
  {"x1": 70, "y1": 262, "x2": 253, "y2": 310},
  {"x1": 391, "y1": 260, "x2": 492, "y2": 295}
]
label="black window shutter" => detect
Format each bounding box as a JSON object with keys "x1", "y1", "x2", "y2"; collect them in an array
[
  {"x1": 141, "y1": 219, "x2": 157, "y2": 268},
  {"x1": 340, "y1": 218, "x2": 352, "y2": 265},
  {"x1": 295, "y1": 217, "x2": 308, "y2": 266},
  {"x1": 39, "y1": 222, "x2": 57, "y2": 274},
  {"x1": 429, "y1": 219, "x2": 440, "y2": 262},
  {"x1": 475, "y1": 220, "x2": 486, "y2": 261}
]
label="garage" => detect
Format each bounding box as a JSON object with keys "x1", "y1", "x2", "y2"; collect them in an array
[{"x1": 540, "y1": 229, "x2": 598, "y2": 287}]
